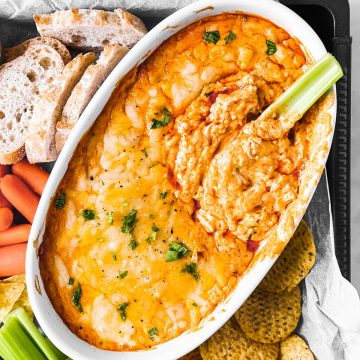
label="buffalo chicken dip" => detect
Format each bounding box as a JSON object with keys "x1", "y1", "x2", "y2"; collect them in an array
[{"x1": 40, "y1": 14, "x2": 332, "y2": 350}]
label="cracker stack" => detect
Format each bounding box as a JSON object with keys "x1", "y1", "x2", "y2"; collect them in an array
[{"x1": 182, "y1": 220, "x2": 316, "y2": 360}]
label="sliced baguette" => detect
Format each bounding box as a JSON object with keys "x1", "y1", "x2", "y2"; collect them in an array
[
  {"x1": 55, "y1": 44, "x2": 128, "y2": 153},
  {"x1": 6, "y1": 36, "x2": 72, "y2": 64},
  {"x1": 0, "y1": 44, "x2": 65, "y2": 164},
  {"x1": 34, "y1": 8, "x2": 147, "y2": 51},
  {"x1": 25, "y1": 52, "x2": 96, "y2": 163}
]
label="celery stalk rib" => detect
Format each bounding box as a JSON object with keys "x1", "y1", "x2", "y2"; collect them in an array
[
  {"x1": 266, "y1": 53, "x2": 343, "y2": 118},
  {"x1": 0, "y1": 316, "x2": 46, "y2": 360},
  {"x1": 0, "y1": 308, "x2": 66, "y2": 360},
  {"x1": 45, "y1": 337, "x2": 68, "y2": 360}
]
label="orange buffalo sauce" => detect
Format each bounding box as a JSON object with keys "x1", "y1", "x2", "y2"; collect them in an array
[{"x1": 40, "y1": 13, "x2": 331, "y2": 351}]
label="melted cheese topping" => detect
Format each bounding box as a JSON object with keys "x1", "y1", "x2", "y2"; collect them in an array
[{"x1": 40, "y1": 14, "x2": 330, "y2": 351}]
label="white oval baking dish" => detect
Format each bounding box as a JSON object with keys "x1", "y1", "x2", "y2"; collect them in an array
[{"x1": 26, "y1": 0, "x2": 336, "y2": 359}]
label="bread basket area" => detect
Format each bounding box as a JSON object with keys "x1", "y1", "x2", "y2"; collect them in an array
[{"x1": 0, "y1": 1, "x2": 358, "y2": 360}]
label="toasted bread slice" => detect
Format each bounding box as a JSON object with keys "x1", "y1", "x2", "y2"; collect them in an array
[
  {"x1": 6, "y1": 37, "x2": 72, "y2": 64},
  {"x1": 0, "y1": 44, "x2": 65, "y2": 164},
  {"x1": 34, "y1": 8, "x2": 147, "y2": 51},
  {"x1": 25, "y1": 52, "x2": 96, "y2": 163},
  {"x1": 55, "y1": 44, "x2": 128, "y2": 153}
]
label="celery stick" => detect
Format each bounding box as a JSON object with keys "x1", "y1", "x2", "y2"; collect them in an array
[
  {"x1": 4, "y1": 308, "x2": 60, "y2": 360},
  {"x1": 0, "y1": 316, "x2": 46, "y2": 360},
  {"x1": 0, "y1": 308, "x2": 64, "y2": 360},
  {"x1": 277, "y1": 53, "x2": 342, "y2": 115},
  {"x1": 261, "y1": 52, "x2": 343, "y2": 124},
  {"x1": 45, "y1": 337, "x2": 68, "y2": 360}
]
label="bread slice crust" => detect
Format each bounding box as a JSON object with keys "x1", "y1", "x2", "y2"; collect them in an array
[
  {"x1": 25, "y1": 52, "x2": 96, "y2": 163},
  {"x1": 0, "y1": 44, "x2": 65, "y2": 164},
  {"x1": 34, "y1": 8, "x2": 147, "y2": 51},
  {"x1": 55, "y1": 44, "x2": 128, "y2": 153},
  {"x1": 6, "y1": 36, "x2": 72, "y2": 64}
]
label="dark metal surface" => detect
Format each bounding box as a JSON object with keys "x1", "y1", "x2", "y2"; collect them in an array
[{"x1": 281, "y1": 0, "x2": 352, "y2": 280}]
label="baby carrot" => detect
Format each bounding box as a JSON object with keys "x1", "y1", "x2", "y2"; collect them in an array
[
  {"x1": 0, "y1": 207, "x2": 13, "y2": 231},
  {"x1": 0, "y1": 224, "x2": 31, "y2": 246},
  {"x1": 0, "y1": 167, "x2": 12, "y2": 208},
  {"x1": 0, "y1": 242, "x2": 27, "y2": 276},
  {"x1": 12, "y1": 159, "x2": 49, "y2": 195},
  {"x1": 0, "y1": 165, "x2": 10, "y2": 178},
  {"x1": 0, "y1": 174, "x2": 40, "y2": 223},
  {"x1": 0, "y1": 190, "x2": 12, "y2": 208}
]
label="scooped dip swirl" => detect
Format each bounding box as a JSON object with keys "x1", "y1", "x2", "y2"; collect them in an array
[{"x1": 40, "y1": 13, "x2": 331, "y2": 351}]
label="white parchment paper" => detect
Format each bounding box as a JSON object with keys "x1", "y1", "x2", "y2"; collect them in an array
[
  {"x1": 0, "y1": 0, "x2": 195, "y2": 19},
  {"x1": 1, "y1": 1, "x2": 359, "y2": 359},
  {"x1": 302, "y1": 173, "x2": 360, "y2": 360}
]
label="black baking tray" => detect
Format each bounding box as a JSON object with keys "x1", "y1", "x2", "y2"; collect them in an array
[
  {"x1": 281, "y1": 0, "x2": 352, "y2": 280},
  {"x1": 0, "y1": 0, "x2": 352, "y2": 279}
]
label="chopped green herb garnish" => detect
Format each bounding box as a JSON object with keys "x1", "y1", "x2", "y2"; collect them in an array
[
  {"x1": 117, "y1": 302, "x2": 129, "y2": 321},
  {"x1": 161, "y1": 107, "x2": 171, "y2": 117},
  {"x1": 55, "y1": 192, "x2": 66, "y2": 209},
  {"x1": 150, "y1": 107, "x2": 172, "y2": 129},
  {"x1": 165, "y1": 250, "x2": 179, "y2": 262},
  {"x1": 181, "y1": 262, "x2": 200, "y2": 281},
  {"x1": 80, "y1": 209, "x2": 95, "y2": 221},
  {"x1": 165, "y1": 242, "x2": 190, "y2": 262},
  {"x1": 72, "y1": 283, "x2": 83, "y2": 312},
  {"x1": 160, "y1": 192, "x2": 167, "y2": 199},
  {"x1": 170, "y1": 242, "x2": 189, "y2": 257},
  {"x1": 141, "y1": 148, "x2": 148, "y2": 157},
  {"x1": 225, "y1": 31, "x2": 236, "y2": 44},
  {"x1": 129, "y1": 239, "x2": 139, "y2": 250},
  {"x1": 111, "y1": 253, "x2": 117, "y2": 261},
  {"x1": 266, "y1": 40, "x2": 277, "y2": 55},
  {"x1": 147, "y1": 224, "x2": 160, "y2": 244},
  {"x1": 106, "y1": 211, "x2": 114, "y2": 225},
  {"x1": 151, "y1": 118, "x2": 169, "y2": 129},
  {"x1": 148, "y1": 327, "x2": 158, "y2": 339},
  {"x1": 192, "y1": 302, "x2": 197, "y2": 307},
  {"x1": 117, "y1": 270, "x2": 128, "y2": 279},
  {"x1": 149, "y1": 214, "x2": 156, "y2": 219},
  {"x1": 203, "y1": 30, "x2": 220, "y2": 44},
  {"x1": 68, "y1": 277, "x2": 74, "y2": 286},
  {"x1": 150, "y1": 119, "x2": 165, "y2": 129},
  {"x1": 121, "y1": 210, "x2": 137, "y2": 233}
]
